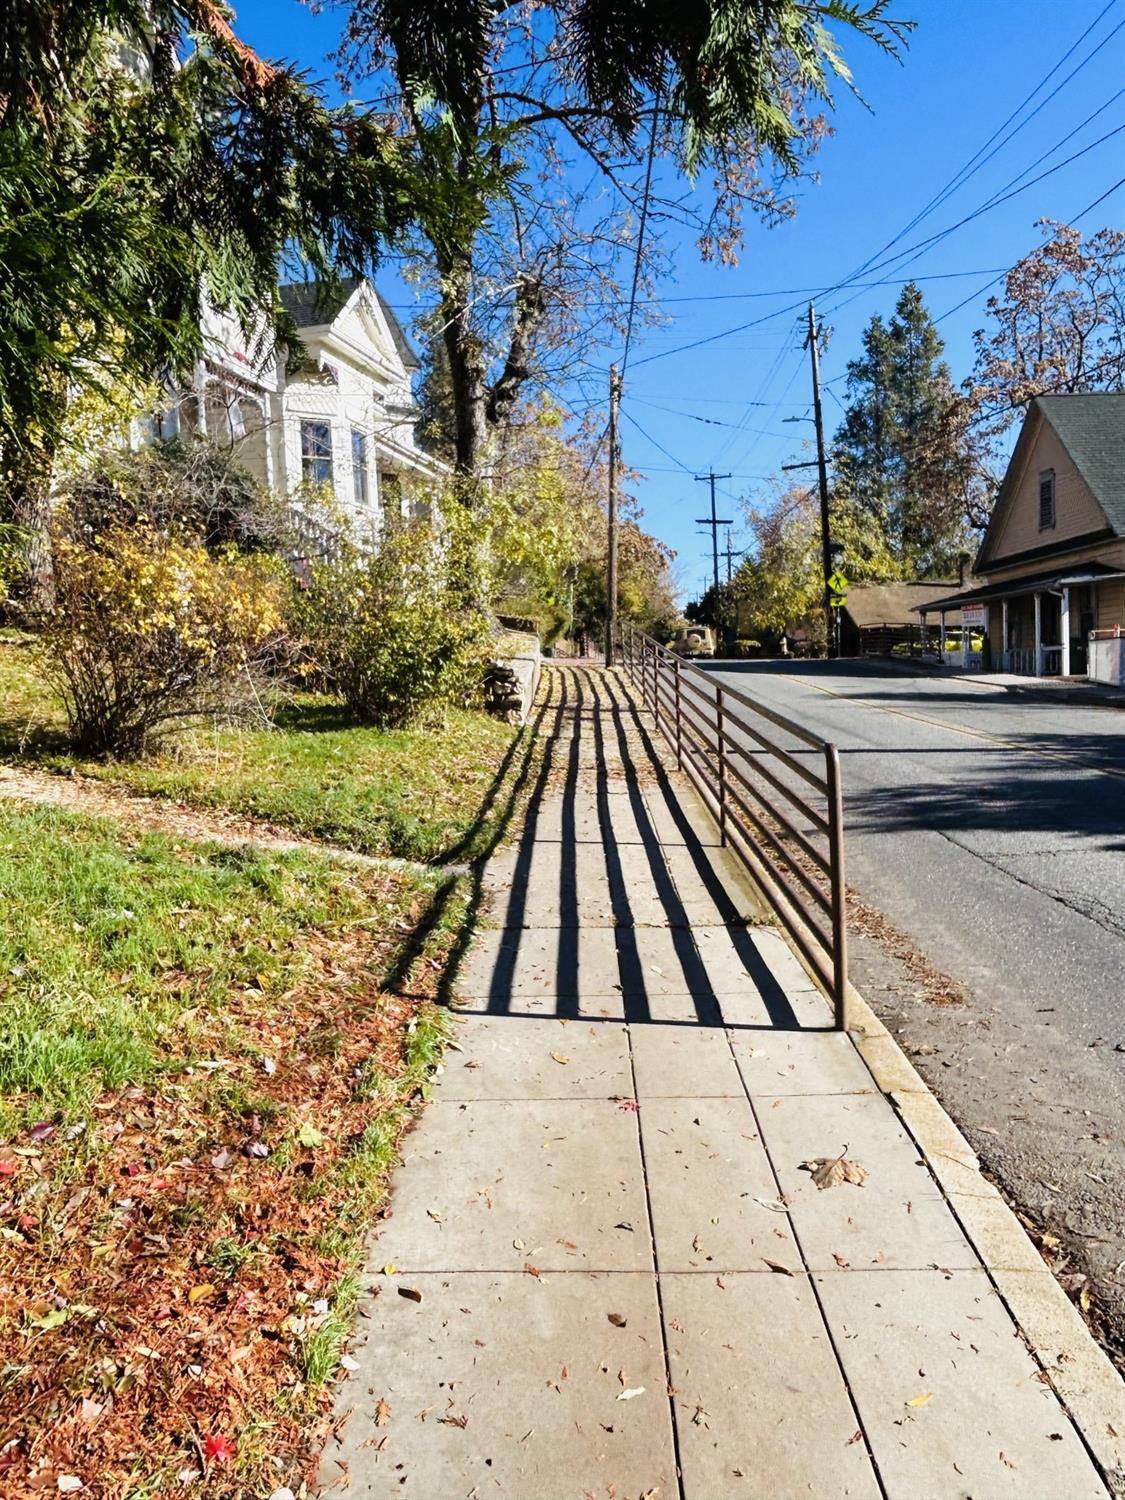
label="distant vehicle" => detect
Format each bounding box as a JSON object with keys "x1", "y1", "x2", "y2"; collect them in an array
[{"x1": 670, "y1": 625, "x2": 715, "y2": 659}]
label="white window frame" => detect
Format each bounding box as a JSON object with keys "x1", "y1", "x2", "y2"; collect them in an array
[
  {"x1": 300, "y1": 419, "x2": 334, "y2": 488},
  {"x1": 351, "y1": 427, "x2": 370, "y2": 508}
]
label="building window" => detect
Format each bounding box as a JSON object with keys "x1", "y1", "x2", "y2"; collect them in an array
[
  {"x1": 300, "y1": 420, "x2": 334, "y2": 488},
  {"x1": 351, "y1": 428, "x2": 370, "y2": 507},
  {"x1": 1038, "y1": 469, "x2": 1056, "y2": 530}
]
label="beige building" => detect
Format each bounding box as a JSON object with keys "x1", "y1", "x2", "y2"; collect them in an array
[{"x1": 918, "y1": 393, "x2": 1125, "y2": 678}]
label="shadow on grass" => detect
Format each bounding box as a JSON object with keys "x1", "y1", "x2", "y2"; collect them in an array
[{"x1": 380, "y1": 677, "x2": 560, "y2": 1003}]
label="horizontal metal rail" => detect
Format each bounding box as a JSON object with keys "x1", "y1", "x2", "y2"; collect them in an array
[{"x1": 621, "y1": 627, "x2": 848, "y2": 1028}]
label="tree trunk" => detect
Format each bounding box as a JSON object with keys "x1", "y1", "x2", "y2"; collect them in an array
[{"x1": 440, "y1": 300, "x2": 489, "y2": 479}]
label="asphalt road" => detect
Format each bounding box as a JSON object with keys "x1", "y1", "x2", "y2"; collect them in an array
[{"x1": 703, "y1": 657, "x2": 1125, "y2": 1350}]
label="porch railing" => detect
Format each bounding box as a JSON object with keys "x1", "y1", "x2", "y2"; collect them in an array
[
  {"x1": 999, "y1": 645, "x2": 1063, "y2": 676},
  {"x1": 621, "y1": 627, "x2": 849, "y2": 1029}
]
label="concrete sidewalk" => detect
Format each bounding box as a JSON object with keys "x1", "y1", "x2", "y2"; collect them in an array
[{"x1": 323, "y1": 664, "x2": 1124, "y2": 1500}]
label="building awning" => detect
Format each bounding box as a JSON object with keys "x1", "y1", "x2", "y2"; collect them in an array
[{"x1": 915, "y1": 561, "x2": 1125, "y2": 614}]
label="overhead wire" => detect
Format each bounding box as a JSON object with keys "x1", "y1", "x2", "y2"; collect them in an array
[{"x1": 827, "y1": 1, "x2": 1122, "y2": 288}]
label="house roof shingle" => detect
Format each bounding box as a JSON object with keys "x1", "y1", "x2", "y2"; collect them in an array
[
  {"x1": 1035, "y1": 392, "x2": 1125, "y2": 535},
  {"x1": 843, "y1": 580, "x2": 960, "y2": 628},
  {"x1": 278, "y1": 278, "x2": 420, "y2": 371}
]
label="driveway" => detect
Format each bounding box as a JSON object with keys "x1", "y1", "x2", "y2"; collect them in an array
[{"x1": 704, "y1": 657, "x2": 1125, "y2": 1356}]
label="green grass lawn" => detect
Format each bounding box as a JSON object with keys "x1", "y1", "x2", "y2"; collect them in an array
[
  {"x1": 0, "y1": 802, "x2": 426, "y2": 1131},
  {"x1": 0, "y1": 629, "x2": 535, "y2": 1492},
  {"x1": 0, "y1": 798, "x2": 459, "y2": 1493},
  {"x1": 0, "y1": 633, "x2": 517, "y2": 861}
]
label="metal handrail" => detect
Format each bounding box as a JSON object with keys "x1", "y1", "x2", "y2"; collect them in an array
[{"x1": 621, "y1": 626, "x2": 848, "y2": 1028}]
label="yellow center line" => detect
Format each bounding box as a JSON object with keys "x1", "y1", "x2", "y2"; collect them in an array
[{"x1": 795, "y1": 675, "x2": 1125, "y2": 783}]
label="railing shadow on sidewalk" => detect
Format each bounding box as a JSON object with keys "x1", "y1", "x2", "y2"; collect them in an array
[
  {"x1": 383, "y1": 663, "x2": 831, "y2": 1033},
  {"x1": 379, "y1": 668, "x2": 567, "y2": 1004},
  {"x1": 599, "y1": 670, "x2": 804, "y2": 1031}
]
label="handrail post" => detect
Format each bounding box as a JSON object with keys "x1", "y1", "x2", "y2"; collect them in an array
[
  {"x1": 674, "y1": 660, "x2": 683, "y2": 768},
  {"x1": 825, "y1": 744, "x2": 848, "y2": 1030},
  {"x1": 716, "y1": 684, "x2": 727, "y2": 847}
]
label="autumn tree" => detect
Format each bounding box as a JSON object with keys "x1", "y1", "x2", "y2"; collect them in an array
[
  {"x1": 734, "y1": 481, "x2": 898, "y2": 646},
  {"x1": 967, "y1": 219, "x2": 1125, "y2": 440},
  {"x1": 337, "y1": 1, "x2": 911, "y2": 478}
]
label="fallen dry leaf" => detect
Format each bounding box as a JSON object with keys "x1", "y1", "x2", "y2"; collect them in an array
[
  {"x1": 398, "y1": 1286, "x2": 423, "y2": 1304},
  {"x1": 607, "y1": 1313, "x2": 627, "y2": 1328},
  {"x1": 762, "y1": 1258, "x2": 795, "y2": 1277},
  {"x1": 617, "y1": 1387, "x2": 645, "y2": 1401},
  {"x1": 550, "y1": 1053, "x2": 570, "y2": 1065},
  {"x1": 801, "y1": 1151, "x2": 868, "y2": 1190},
  {"x1": 906, "y1": 1392, "x2": 933, "y2": 1408},
  {"x1": 375, "y1": 1398, "x2": 391, "y2": 1427}
]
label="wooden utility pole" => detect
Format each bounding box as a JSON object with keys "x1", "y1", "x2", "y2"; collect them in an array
[
  {"x1": 724, "y1": 528, "x2": 745, "y2": 584},
  {"x1": 694, "y1": 471, "x2": 732, "y2": 601},
  {"x1": 806, "y1": 302, "x2": 835, "y2": 659},
  {"x1": 605, "y1": 364, "x2": 622, "y2": 666}
]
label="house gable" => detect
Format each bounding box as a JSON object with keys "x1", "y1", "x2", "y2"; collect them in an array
[
  {"x1": 977, "y1": 404, "x2": 1111, "y2": 574},
  {"x1": 329, "y1": 285, "x2": 405, "y2": 381}
]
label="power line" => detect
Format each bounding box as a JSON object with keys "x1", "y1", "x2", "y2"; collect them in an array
[
  {"x1": 832, "y1": 1, "x2": 1122, "y2": 288},
  {"x1": 620, "y1": 407, "x2": 694, "y2": 473},
  {"x1": 630, "y1": 397, "x2": 791, "y2": 437},
  {"x1": 379, "y1": 266, "x2": 1009, "y2": 315},
  {"x1": 932, "y1": 169, "x2": 1125, "y2": 326},
  {"x1": 638, "y1": 65, "x2": 1125, "y2": 368},
  {"x1": 824, "y1": 118, "x2": 1125, "y2": 320}
]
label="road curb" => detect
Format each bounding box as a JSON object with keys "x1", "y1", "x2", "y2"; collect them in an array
[{"x1": 850, "y1": 985, "x2": 1125, "y2": 1495}]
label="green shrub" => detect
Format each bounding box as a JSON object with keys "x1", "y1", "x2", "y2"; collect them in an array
[{"x1": 297, "y1": 518, "x2": 488, "y2": 728}]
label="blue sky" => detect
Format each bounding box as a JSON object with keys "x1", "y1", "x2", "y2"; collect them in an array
[{"x1": 235, "y1": 0, "x2": 1125, "y2": 600}]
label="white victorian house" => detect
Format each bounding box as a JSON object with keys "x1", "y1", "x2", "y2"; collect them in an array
[{"x1": 147, "y1": 278, "x2": 445, "y2": 538}]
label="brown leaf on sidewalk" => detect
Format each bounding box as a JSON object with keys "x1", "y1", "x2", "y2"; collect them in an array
[
  {"x1": 762, "y1": 1258, "x2": 795, "y2": 1276},
  {"x1": 375, "y1": 1398, "x2": 391, "y2": 1427},
  {"x1": 550, "y1": 1053, "x2": 570, "y2": 1065},
  {"x1": 801, "y1": 1151, "x2": 868, "y2": 1190},
  {"x1": 398, "y1": 1286, "x2": 423, "y2": 1303},
  {"x1": 607, "y1": 1313, "x2": 627, "y2": 1328}
]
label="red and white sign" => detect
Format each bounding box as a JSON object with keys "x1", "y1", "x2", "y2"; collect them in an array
[{"x1": 961, "y1": 603, "x2": 987, "y2": 628}]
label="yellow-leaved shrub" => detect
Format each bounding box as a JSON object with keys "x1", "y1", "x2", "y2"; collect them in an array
[{"x1": 38, "y1": 521, "x2": 288, "y2": 758}]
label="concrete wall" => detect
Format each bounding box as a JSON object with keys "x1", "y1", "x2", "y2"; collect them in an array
[{"x1": 494, "y1": 629, "x2": 541, "y2": 725}]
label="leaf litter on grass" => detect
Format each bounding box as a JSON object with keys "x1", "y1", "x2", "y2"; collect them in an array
[{"x1": 0, "y1": 810, "x2": 459, "y2": 1499}]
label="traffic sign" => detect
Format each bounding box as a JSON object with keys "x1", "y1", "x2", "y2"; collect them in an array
[
  {"x1": 826, "y1": 568, "x2": 848, "y2": 595},
  {"x1": 828, "y1": 591, "x2": 847, "y2": 609}
]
